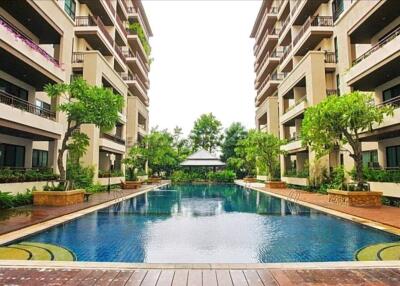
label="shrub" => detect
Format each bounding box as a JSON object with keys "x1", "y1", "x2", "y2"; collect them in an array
[
  {"x1": 98, "y1": 169, "x2": 124, "y2": 178},
  {"x1": 207, "y1": 170, "x2": 236, "y2": 183},
  {"x1": 0, "y1": 168, "x2": 58, "y2": 183},
  {"x1": 0, "y1": 190, "x2": 33, "y2": 209},
  {"x1": 85, "y1": 183, "x2": 105, "y2": 193},
  {"x1": 129, "y1": 22, "x2": 151, "y2": 57},
  {"x1": 66, "y1": 162, "x2": 94, "y2": 189}
]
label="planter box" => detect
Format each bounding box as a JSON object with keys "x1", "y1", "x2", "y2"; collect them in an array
[
  {"x1": 328, "y1": 189, "x2": 382, "y2": 207},
  {"x1": 243, "y1": 177, "x2": 257, "y2": 183},
  {"x1": 121, "y1": 181, "x2": 143, "y2": 189},
  {"x1": 265, "y1": 181, "x2": 287, "y2": 189},
  {"x1": 33, "y1": 190, "x2": 84, "y2": 207}
]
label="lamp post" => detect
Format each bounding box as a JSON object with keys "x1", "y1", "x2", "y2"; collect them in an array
[{"x1": 107, "y1": 153, "x2": 116, "y2": 193}]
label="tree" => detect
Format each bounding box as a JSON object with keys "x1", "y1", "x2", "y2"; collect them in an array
[
  {"x1": 45, "y1": 78, "x2": 124, "y2": 183},
  {"x1": 301, "y1": 91, "x2": 393, "y2": 189},
  {"x1": 123, "y1": 145, "x2": 146, "y2": 181},
  {"x1": 228, "y1": 140, "x2": 256, "y2": 178},
  {"x1": 239, "y1": 130, "x2": 285, "y2": 181},
  {"x1": 221, "y1": 122, "x2": 247, "y2": 162},
  {"x1": 172, "y1": 126, "x2": 191, "y2": 161},
  {"x1": 190, "y1": 113, "x2": 223, "y2": 153},
  {"x1": 142, "y1": 129, "x2": 179, "y2": 176}
]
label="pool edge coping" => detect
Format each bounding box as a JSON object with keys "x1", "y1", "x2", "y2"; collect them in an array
[
  {"x1": 0, "y1": 183, "x2": 170, "y2": 245},
  {"x1": 235, "y1": 181, "x2": 400, "y2": 237},
  {"x1": 0, "y1": 260, "x2": 399, "y2": 270}
]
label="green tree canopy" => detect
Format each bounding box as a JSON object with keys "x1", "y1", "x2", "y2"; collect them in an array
[
  {"x1": 301, "y1": 91, "x2": 393, "y2": 188},
  {"x1": 238, "y1": 130, "x2": 285, "y2": 181},
  {"x1": 190, "y1": 113, "x2": 223, "y2": 153},
  {"x1": 221, "y1": 122, "x2": 248, "y2": 162},
  {"x1": 45, "y1": 78, "x2": 124, "y2": 183},
  {"x1": 172, "y1": 126, "x2": 192, "y2": 161},
  {"x1": 142, "y1": 129, "x2": 179, "y2": 176},
  {"x1": 123, "y1": 145, "x2": 147, "y2": 180}
]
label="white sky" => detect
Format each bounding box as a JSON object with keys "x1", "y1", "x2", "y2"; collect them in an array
[{"x1": 143, "y1": 0, "x2": 261, "y2": 135}]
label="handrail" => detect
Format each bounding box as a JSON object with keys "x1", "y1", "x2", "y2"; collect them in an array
[
  {"x1": 255, "y1": 5, "x2": 279, "y2": 40},
  {"x1": 72, "y1": 52, "x2": 84, "y2": 63},
  {"x1": 293, "y1": 16, "x2": 333, "y2": 47},
  {"x1": 279, "y1": 15, "x2": 291, "y2": 37},
  {"x1": 257, "y1": 71, "x2": 286, "y2": 95},
  {"x1": 0, "y1": 16, "x2": 62, "y2": 69},
  {"x1": 114, "y1": 44, "x2": 127, "y2": 63},
  {"x1": 280, "y1": 44, "x2": 292, "y2": 64},
  {"x1": 255, "y1": 27, "x2": 280, "y2": 55},
  {"x1": 116, "y1": 14, "x2": 127, "y2": 37},
  {"x1": 75, "y1": 16, "x2": 114, "y2": 47},
  {"x1": 377, "y1": 96, "x2": 400, "y2": 108},
  {"x1": 105, "y1": 0, "x2": 116, "y2": 16},
  {"x1": 0, "y1": 90, "x2": 56, "y2": 120},
  {"x1": 324, "y1": 51, "x2": 336, "y2": 63},
  {"x1": 326, "y1": 89, "x2": 339, "y2": 96},
  {"x1": 353, "y1": 26, "x2": 400, "y2": 66},
  {"x1": 126, "y1": 6, "x2": 137, "y2": 14},
  {"x1": 100, "y1": 132, "x2": 125, "y2": 145},
  {"x1": 120, "y1": 72, "x2": 148, "y2": 92},
  {"x1": 256, "y1": 49, "x2": 283, "y2": 73}
]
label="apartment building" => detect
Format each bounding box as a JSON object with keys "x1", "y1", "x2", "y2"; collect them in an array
[
  {"x1": 0, "y1": 0, "x2": 152, "y2": 191},
  {"x1": 251, "y1": 0, "x2": 400, "y2": 196}
]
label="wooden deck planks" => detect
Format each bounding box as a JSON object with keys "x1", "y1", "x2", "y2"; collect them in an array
[
  {"x1": 172, "y1": 269, "x2": 188, "y2": 286},
  {"x1": 156, "y1": 270, "x2": 174, "y2": 286}
]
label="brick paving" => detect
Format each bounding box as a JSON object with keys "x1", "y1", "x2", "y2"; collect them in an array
[
  {"x1": 0, "y1": 183, "x2": 166, "y2": 236},
  {"x1": 246, "y1": 182, "x2": 400, "y2": 230},
  {"x1": 1, "y1": 266, "x2": 400, "y2": 285}
]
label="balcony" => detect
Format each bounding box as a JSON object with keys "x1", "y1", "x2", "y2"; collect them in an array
[
  {"x1": 120, "y1": 72, "x2": 149, "y2": 106},
  {"x1": 359, "y1": 97, "x2": 400, "y2": 142},
  {"x1": 278, "y1": 15, "x2": 291, "y2": 46},
  {"x1": 292, "y1": 16, "x2": 333, "y2": 56},
  {"x1": 256, "y1": 72, "x2": 286, "y2": 106},
  {"x1": 75, "y1": 16, "x2": 114, "y2": 56},
  {"x1": 255, "y1": 27, "x2": 280, "y2": 61},
  {"x1": 113, "y1": 44, "x2": 127, "y2": 72},
  {"x1": 78, "y1": 0, "x2": 115, "y2": 25},
  {"x1": 115, "y1": 15, "x2": 128, "y2": 46},
  {"x1": 291, "y1": 0, "x2": 330, "y2": 25},
  {"x1": 123, "y1": 50, "x2": 149, "y2": 84},
  {"x1": 346, "y1": 26, "x2": 400, "y2": 90},
  {"x1": 99, "y1": 133, "x2": 126, "y2": 153},
  {"x1": 279, "y1": 44, "x2": 293, "y2": 72},
  {"x1": 277, "y1": 0, "x2": 290, "y2": 20},
  {"x1": 117, "y1": 0, "x2": 129, "y2": 21},
  {"x1": 0, "y1": 17, "x2": 64, "y2": 87},
  {"x1": 281, "y1": 96, "x2": 307, "y2": 124},
  {"x1": 126, "y1": 28, "x2": 148, "y2": 64},
  {"x1": 256, "y1": 49, "x2": 283, "y2": 87},
  {"x1": 256, "y1": 6, "x2": 279, "y2": 41}
]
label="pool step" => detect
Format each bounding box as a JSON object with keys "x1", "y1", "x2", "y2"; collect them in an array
[
  {"x1": 355, "y1": 242, "x2": 400, "y2": 261},
  {"x1": 0, "y1": 242, "x2": 76, "y2": 261}
]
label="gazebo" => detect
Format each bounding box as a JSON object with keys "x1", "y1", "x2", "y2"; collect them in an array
[{"x1": 180, "y1": 149, "x2": 226, "y2": 171}]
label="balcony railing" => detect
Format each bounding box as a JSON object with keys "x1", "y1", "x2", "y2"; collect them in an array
[
  {"x1": 284, "y1": 96, "x2": 307, "y2": 114},
  {"x1": 120, "y1": 0, "x2": 129, "y2": 13},
  {"x1": 377, "y1": 96, "x2": 400, "y2": 108},
  {"x1": 333, "y1": 2, "x2": 345, "y2": 22},
  {"x1": 116, "y1": 15, "x2": 127, "y2": 37},
  {"x1": 279, "y1": 15, "x2": 291, "y2": 37},
  {"x1": 120, "y1": 72, "x2": 148, "y2": 92},
  {"x1": 280, "y1": 44, "x2": 292, "y2": 64},
  {"x1": 256, "y1": 49, "x2": 283, "y2": 73},
  {"x1": 255, "y1": 27, "x2": 280, "y2": 55},
  {"x1": 352, "y1": 26, "x2": 400, "y2": 66},
  {"x1": 71, "y1": 52, "x2": 84, "y2": 63},
  {"x1": 114, "y1": 44, "x2": 127, "y2": 63},
  {"x1": 100, "y1": 132, "x2": 125, "y2": 145},
  {"x1": 324, "y1": 51, "x2": 336, "y2": 63},
  {"x1": 287, "y1": 132, "x2": 300, "y2": 143},
  {"x1": 257, "y1": 71, "x2": 286, "y2": 95},
  {"x1": 326, "y1": 89, "x2": 339, "y2": 96},
  {"x1": 122, "y1": 49, "x2": 134, "y2": 58},
  {"x1": 0, "y1": 90, "x2": 56, "y2": 120},
  {"x1": 127, "y1": 6, "x2": 137, "y2": 14},
  {"x1": 0, "y1": 16, "x2": 62, "y2": 69},
  {"x1": 105, "y1": 0, "x2": 116, "y2": 16},
  {"x1": 293, "y1": 16, "x2": 333, "y2": 47},
  {"x1": 75, "y1": 16, "x2": 114, "y2": 47}
]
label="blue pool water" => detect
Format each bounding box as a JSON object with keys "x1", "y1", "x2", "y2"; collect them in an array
[{"x1": 23, "y1": 184, "x2": 398, "y2": 263}]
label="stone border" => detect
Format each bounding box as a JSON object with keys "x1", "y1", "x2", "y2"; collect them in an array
[
  {"x1": 235, "y1": 181, "x2": 400, "y2": 236},
  {"x1": 0, "y1": 183, "x2": 170, "y2": 245},
  {"x1": 0, "y1": 260, "x2": 399, "y2": 270}
]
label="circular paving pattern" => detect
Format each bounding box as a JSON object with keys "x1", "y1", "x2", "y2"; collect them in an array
[
  {"x1": 0, "y1": 242, "x2": 76, "y2": 261},
  {"x1": 355, "y1": 242, "x2": 400, "y2": 261}
]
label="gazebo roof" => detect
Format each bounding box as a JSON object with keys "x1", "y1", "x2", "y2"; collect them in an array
[{"x1": 180, "y1": 149, "x2": 226, "y2": 167}]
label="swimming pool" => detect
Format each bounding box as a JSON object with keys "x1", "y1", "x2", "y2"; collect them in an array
[{"x1": 20, "y1": 184, "x2": 399, "y2": 263}]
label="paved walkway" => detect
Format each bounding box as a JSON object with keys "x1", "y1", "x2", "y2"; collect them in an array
[
  {"x1": 1, "y1": 265, "x2": 400, "y2": 285},
  {"x1": 239, "y1": 181, "x2": 400, "y2": 233},
  {"x1": 0, "y1": 183, "x2": 167, "y2": 236}
]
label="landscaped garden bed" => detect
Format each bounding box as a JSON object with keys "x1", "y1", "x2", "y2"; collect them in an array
[
  {"x1": 327, "y1": 189, "x2": 382, "y2": 207},
  {"x1": 33, "y1": 189, "x2": 85, "y2": 206}
]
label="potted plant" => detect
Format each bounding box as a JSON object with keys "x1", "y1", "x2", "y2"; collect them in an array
[
  {"x1": 34, "y1": 78, "x2": 123, "y2": 206},
  {"x1": 301, "y1": 91, "x2": 394, "y2": 207}
]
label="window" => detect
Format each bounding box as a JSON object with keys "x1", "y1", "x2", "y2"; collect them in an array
[
  {"x1": 332, "y1": 0, "x2": 344, "y2": 22},
  {"x1": 334, "y1": 37, "x2": 338, "y2": 63},
  {"x1": 336, "y1": 74, "x2": 340, "y2": 96},
  {"x1": 387, "y1": 145, "x2": 400, "y2": 168},
  {"x1": 64, "y1": 0, "x2": 76, "y2": 20},
  {"x1": 0, "y1": 143, "x2": 25, "y2": 168},
  {"x1": 362, "y1": 150, "x2": 378, "y2": 168},
  {"x1": 32, "y1": 150, "x2": 48, "y2": 168},
  {"x1": 35, "y1": 100, "x2": 51, "y2": 111},
  {"x1": 383, "y1": 84, "x2": 400, "y2": 102},
  {"x1": 0, "y1": 78, "x2": 28, "y2": 101}
]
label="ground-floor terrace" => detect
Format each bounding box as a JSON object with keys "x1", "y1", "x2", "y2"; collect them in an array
[{"x1": 1, "y1": 261, "x2": 400, "y2": 286}]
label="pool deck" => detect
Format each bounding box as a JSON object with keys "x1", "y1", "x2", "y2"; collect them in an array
[
  {"x1": 236, "y1": 180, "x2": 400, "y2": 236},
  {"x1": 0, "y1": 182, "x2": 170, "y2": 244},
  {"x1": 1, "y1": 261, "x2": 400, "y2": 285}
]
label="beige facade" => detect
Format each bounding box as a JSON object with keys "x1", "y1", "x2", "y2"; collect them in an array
[
  {"x1": 0, "y1": 0, "x2": 152, "y2": 190},
  {"x1": 251, "y1": 0, "x2": 400, "y2": 196}
]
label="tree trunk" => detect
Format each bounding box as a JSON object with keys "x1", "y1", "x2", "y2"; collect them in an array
[
  {"x1": 350, "y1": 142, "x2": 365, "y2": 190},
  {"x1": 58, "y1": 122, "x2": 77, "y2": 185}
]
